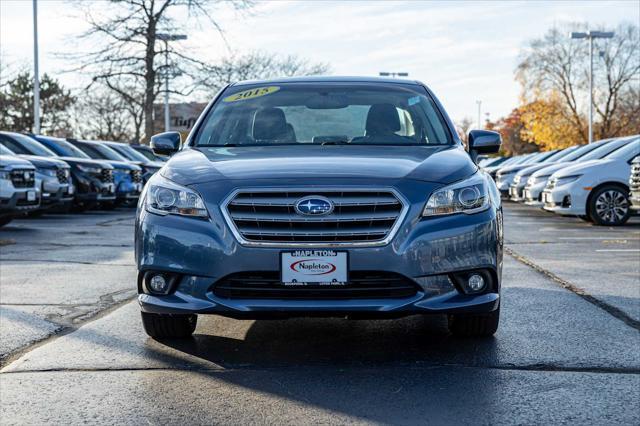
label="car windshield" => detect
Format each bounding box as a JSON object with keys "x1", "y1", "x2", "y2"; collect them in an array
[
  {"x1": 0, "y1": 144, "x2": 14, "y2": 155},
  {"x1": 80, "y1": 142, "x2": 127, "y2": 161},
  {"x1": 108, "y1": 143, "x2": 149, "y2": 162},
  {"x1": 579, "y1": 138, "x2": 632, "y2": 162},
  {"x1": 1, "y1": 133, "x2": 57, "y2": 157},
  {"x1": 133, "y1": 146, "x2": 159, "y2": 161},
  {"x1": 41, "y1": 138, "x2": 91, "y2": 158},
  {"x1": 194, "y1": 83, "x2": 453, "y2": 147},
  {"x1": 544, "y1": 147, "x2": 577, "y2": 162},
  {"x1": 605, "y1": 138, "x2": 639, "y2": 160}
]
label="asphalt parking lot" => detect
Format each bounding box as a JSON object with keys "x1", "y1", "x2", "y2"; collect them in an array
[{"x1": 0, "y1": 204, "x2": 638, "y2": 424}]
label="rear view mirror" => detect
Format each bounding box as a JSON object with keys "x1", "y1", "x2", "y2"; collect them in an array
[{"x1": 150, "y1": 132, "x2": 181, "y2": 156}]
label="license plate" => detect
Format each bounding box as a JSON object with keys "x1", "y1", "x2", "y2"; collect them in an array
[
  {"x1": 543, "y1": 192, "x2": 551, "y2": 203},
  {"x1": 509, "y1": 188, "x2": 517, "y2": 197},
  {"x1": 281, "y1": 250, "x2": 347, "y2": 285},
  {"x1": 27, "y1": 191, "x2": 36, "y2": 201},
  {"x1": 523, "y1": 190, "x2": 530, "y2": 199}
]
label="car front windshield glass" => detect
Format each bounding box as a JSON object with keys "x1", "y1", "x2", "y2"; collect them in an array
[
  {"x1": 605, "y1": 139, "x2": 639, "y2": 160},
  {"x1": 194, "y1": 83, "x2": 453, "y2": 147},
  {"x1": 90, "y1": 143, "x2": 128, "y2": 161},
  {"x1": 111, "y1": 144, "x2": 149, "y2": 162},
  {"x1": 579, "y1": 139, "x2": 631, "y2": 162},
  {"x1": 6, "y1": 134, "x2": 58, "y2": 157},
  {"x1": 45, "y1": 138, "x2": 91, "y2": 158},
  {"x1": 0, "y1": 144, "x2": 14, "y2": 155},
  {"x1": 133, "y1": 147, "x2": 158, "y2": 161}
]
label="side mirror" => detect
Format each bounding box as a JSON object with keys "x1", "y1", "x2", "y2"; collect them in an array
[
  {"x1": 468, "y1": 130, "x2": 501, "y2": 162},
  {"x1": 150, "y1": 132, "x2": 181, "y2": 156}
]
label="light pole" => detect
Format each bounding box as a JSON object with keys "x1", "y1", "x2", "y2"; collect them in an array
[
  {"x1": 476, "y1": 100, "x2": 482, "y2": 129},
  {"x1": 379, "y1": 72, "x2": 409, "y2": 78},
  {"x1": 570, "y1": 30, "x2": 614, "y2": 144},
  {"x1": 156, "y1": 33, "x2": 187, "y2": 132},
  {"x1": 32, "y1": 0, "x2": 40, "y2": 134}
]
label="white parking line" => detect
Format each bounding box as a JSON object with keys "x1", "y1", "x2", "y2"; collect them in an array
[
  {"x1": 595, "y1": 249, "x2": 640, "y2": 252},
  {"x1": 560, "y1": 237, "x2": 640, "y2": 240}
]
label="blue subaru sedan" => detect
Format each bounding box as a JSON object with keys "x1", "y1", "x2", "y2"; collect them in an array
[{"x1": 136, "y1": 77, "x2": 503, "y2": 339}]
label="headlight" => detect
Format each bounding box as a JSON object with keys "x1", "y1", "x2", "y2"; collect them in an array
[
  {"x1": 555, "y1": 175, "x2": 582, "y2": 186},
  {"x1": 423, "y1": 173, "x2": 490, "y2": 217},
  {"x1": 39, "y1": 168, "x2": 58, "y2": 177},
  {"x1": 77, "y1": 164, "x2": 102, "y2": 174},
  {"x1": 513, "y1": 175, "x2": 521, "y2": 184},
  {"x1": 144, "y1": 175, "x2": 208, "y2": 218},
  {"x1": 528, "y1": 174, "x2": 550, "y2": 186},
  {"x1": 0, "y1": 170, "x2": 10, "y2": 180}
]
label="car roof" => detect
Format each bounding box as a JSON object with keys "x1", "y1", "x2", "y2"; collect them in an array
[{"x1": 231, "y1": 75, "x2": 423, "y2": 87}]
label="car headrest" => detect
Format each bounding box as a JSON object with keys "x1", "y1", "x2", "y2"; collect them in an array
[
  {"x1": 365, "y1": 104, "x2": 401, "y2": 135},
  {"x1": 253, "y1": 108, "x2": 289, "y2": 140}
]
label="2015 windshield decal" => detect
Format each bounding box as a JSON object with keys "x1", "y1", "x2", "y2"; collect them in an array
[{"x1": 223, "y1": 86, "x2": 280, "y2": 102}]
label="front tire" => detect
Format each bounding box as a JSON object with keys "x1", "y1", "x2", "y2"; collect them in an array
[
  {"x1": 448, "y1": 307, "x2": 500, "y2": 337},
  {"x1": 141, "y1": 312, "x2": 197, "y2": 338},
  {"x1": 588, "y1": 185, "x2": 630, "y2": 226}
]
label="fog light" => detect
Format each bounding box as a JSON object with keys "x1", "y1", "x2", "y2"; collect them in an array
[
  {"x1": 149, "y1": 274, "x2": 168, "y2": 293},
  {"x1": 467, "y1": 274, "x2": 486, "y2": 292}
]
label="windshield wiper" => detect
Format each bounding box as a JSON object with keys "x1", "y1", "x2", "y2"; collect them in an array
[{"x1": 320, "y1": 140, "x2": 350, "y2": 145}]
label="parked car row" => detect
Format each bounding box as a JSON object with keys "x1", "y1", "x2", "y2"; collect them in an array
[
  {"x1": 0, "y1": 131, "x2": 165, "y2": 226},
  {"x1": 481, "y1": 135, "x2": 640, "y2": 226}
]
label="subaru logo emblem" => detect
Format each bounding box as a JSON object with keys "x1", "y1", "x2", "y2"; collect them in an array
[{"x1": 294, "y1": 196, "x2": 334, "y2": 216}]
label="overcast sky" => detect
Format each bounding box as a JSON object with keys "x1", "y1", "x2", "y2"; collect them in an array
[{"x1": 1, "y1": 0, "x2": 637, "y2": 123}]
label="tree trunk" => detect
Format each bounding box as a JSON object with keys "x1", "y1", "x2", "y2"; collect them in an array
[{"x1": 143, "y1": 17, "x2": 157, "y2": 142}]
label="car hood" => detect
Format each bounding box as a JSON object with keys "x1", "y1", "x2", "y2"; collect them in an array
[
  {"x1": 18, "y1": 155, "x2": 70, "y2": 169},
  {"x1": 552, "y1": 159, "x2": 610, "y2": 178},
  {"x1": 161, "y1": 145, "x2": 477, "y2": 186},
  {"x1": 59, "y1": 157, "x2": 115, "y2": 169},
  {"x1": 0, "y1": 155, "x2": 35, "y2": 170}
]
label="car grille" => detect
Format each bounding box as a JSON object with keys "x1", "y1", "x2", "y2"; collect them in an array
[
  {"x1": 212, "y1": 271, "x2": 420, "y2": 300},
  {"x1": 130, "y1": 170, "x2": 142, "y2": 183},
  {"x1": 630, "y1": 163, "x2": 640, "y2": 193},
  {"x1": 56, "y1": 169, "x2": 69, "y2": 184},
  {"x1": 100, "y1": 169, "x2": 114, "y2": 183},
  {"x1": 224, "y1": 190, "x2": 406, "y2": 245},
  {"x1": 10, "y1": 169, "x2": 35, "y2": 188}
]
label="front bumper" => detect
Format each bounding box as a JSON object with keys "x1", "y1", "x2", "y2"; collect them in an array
[
  {"x1": 542, "y1": 185, "x2": 587, "y2": 215},
  {"x1": 523, "y1": 182, "x2": 546, "y2": 207},
  {"x1": 630, "y1": 191, "x2": 640, "y2": 211},
  {"x1": 136, "y1": 180, "x2": 503, "y2": 318},
  {"x1": 508, "y1": 183, "x2": 526, "y2": 202},
  {"x1": 0, "y1": 189, "x2": 40, "y2": 213},
  {"x1": 41, "y1": 181, "x2": 74, "y2": 206}
]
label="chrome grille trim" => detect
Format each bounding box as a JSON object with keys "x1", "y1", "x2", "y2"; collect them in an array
[
  {"x1": 222, "y1": 188, "x2": 409, "y2": 247},
  {"x1": 630, "y1": 163, "x2": 640, "y2": 191}
]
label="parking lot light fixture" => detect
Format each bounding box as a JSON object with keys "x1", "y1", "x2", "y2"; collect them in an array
[
  {"x1": 156, "y1": 33, "x2": 188, "y2": 132},
  {"x1": 570, "y1": 30, "x2": 615, "y2": 144},
  {"x1": 379, "y1": 72, "x2": 409, "y2": 78}
]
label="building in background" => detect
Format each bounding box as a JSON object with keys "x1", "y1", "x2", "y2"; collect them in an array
[{"x1": 153, "y1": 103, "x2": 207, "y2": 138}]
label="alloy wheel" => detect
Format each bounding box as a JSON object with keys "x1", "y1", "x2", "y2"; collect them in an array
[{"x1": 594, "y1": 189, "x2": 628, "y2": 224}]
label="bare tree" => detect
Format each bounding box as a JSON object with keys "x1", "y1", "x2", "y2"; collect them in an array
[
  {"x1": 196, "y1": 51, "x2": 330, "y2": 92},
  {"x1": 516, "y1": 22, "x2": 640, "y2": 142},
  {"x1": 68, "y1": 0, "x2": 251, "y2": 141},
  {"x1": 455, "y1": 117, "x2": 474, "y2": 145},
  {"x1": 73, "y1": 87, "x2": 136, "y2": 141}
]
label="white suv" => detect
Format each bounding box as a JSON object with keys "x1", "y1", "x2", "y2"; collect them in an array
[
  {"x1": 542, "y1": 136, "x2": 639, "y2": 225},
  {"x1": 0, "y1": 154, "x2": 40, "y2": 226}
]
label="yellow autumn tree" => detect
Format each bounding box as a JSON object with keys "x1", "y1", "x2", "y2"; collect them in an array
[{"x1": 519, "y1": 93, "x2": 585, "y2": 151}]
